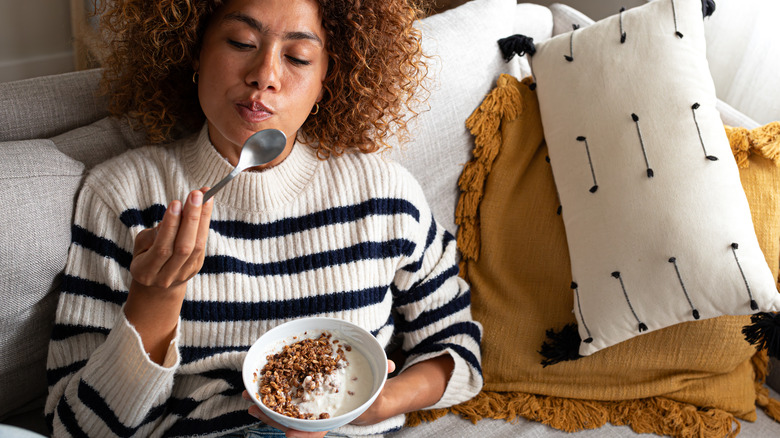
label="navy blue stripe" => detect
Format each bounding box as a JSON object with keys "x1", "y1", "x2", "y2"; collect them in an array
[
  {"x1": 51, "y1": 323, "x2": 110, "y2": 341},
  {"x1": 402, "y1": 217, "x2": 438, "y2": 273},
  {"x1": 180, "y1": 346, "x2": 247, "y2": 365},
  {"x1": 181, "y1": 286, "x2": 388, "y2": 322},
  {"x1": 56, "y1": 395, "x2": 89, "y2": 438},
  {"x1": 408, "y1": 321, "x2": 482, "y2": 353},
  {"x1": 60, "y1": 274, "x2": 128, "y2": 305},
  {"x1": 442, "y1": 228, "x2": 455, "y2": 250},
  {"x1": 394, "y1": 264, "x2": 460, "y2": 307},
  {"x1": 200, "y1": 239, "x2": 415, "y2": 276},
  {"x1": 163, "y1": 410, "x2": 256, "y2": 438},
  {"x1": 407, "y1": 342, "x2": 482, "y2": 375},
  {"x1": 119, "y1": 204, "x2": 166, "y2": 228},
  {"x1": 372, "y1": 313, "x2": 395, "y2": 337},
  {"x1": 47, "y1": 359, "x2": 88, "y2": 387},
  {"x1": 397, "y1": 291, "x2": 471, "y2": 333},
  {"x1": 45, "y1": 412, "x2": 54, "y2": 434},
  {"x1": 78, "y1": 380, "x2": 167, "y2": 436},
  {"x1": 71, "y1": 224, "x2": 133, "y2": 269},
  {"x1": 210, "y1": 198, "x2": 420, "y2": 240}
]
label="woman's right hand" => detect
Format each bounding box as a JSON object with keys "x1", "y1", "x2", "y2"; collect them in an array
[{"x1": 124, "y1": 189, "x2": 213, "y2": 364}]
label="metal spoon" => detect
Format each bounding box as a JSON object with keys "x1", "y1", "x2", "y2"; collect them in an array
[{"x1": 203, "y1": 129, "x2": 287, "y2": 202}]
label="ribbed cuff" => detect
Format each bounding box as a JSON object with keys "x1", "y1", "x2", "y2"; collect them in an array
[{"x1": 80, "y1": 310, "x2": 180, "y2": 425}]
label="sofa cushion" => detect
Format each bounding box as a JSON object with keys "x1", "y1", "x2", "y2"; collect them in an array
[
  {"x1": 411, "y1": 73, "x2": 780, "y2": 435},
  {"x1": 49, "y1": 116, "x2": 145, "y2": 169},
  {"x1": 522, "y1": 0, "x2": 780, "y2": 357},
  {"x1": 0, "y1": 140, "x2": 84, "y2": 421},
  {"x1": 390, "y1": 0, "x2": 552, "y2": 236},
  {"x1": 0, "y1": 69, "x2": 107, "y2": 142}
]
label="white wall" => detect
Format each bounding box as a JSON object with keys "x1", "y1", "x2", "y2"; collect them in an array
[
  {"x1": 0, "y1": 0, "x2": 74, "y2": 83},
  {"x1": 530, "y1": 0, "x2": 647, "y2": 19}
]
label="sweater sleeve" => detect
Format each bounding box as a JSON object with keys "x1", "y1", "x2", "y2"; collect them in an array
[
  {"x1": 45, "y1": 179, "x2": 181, "y2": 437},
  {"x1": 391, "y1": 172, "x2": 484, "y2": 410}
]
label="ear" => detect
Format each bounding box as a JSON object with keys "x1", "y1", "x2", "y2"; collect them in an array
[{"x1": 192, "y1": 58, "x2": 200, "y2": 72}]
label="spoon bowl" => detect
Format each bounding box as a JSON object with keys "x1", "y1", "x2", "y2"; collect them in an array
[{"x1": 203, "y1": 129, "x2": 287, "y2": 202}]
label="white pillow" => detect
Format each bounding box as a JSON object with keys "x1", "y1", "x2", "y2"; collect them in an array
[
  {"x1": 391, "y1": 0, "x2": 553, "y2": 237},
  {"x1": 524, "y1": 0, "x2": 780, "y2": 356}
]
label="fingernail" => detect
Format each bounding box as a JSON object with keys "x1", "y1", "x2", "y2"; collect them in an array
[
  {"x1": 190, "y1": 191, "x2": 203, "y2": 206},
  {"x1": 169, "y1": 201, "x2": 181, "y2": 216}
]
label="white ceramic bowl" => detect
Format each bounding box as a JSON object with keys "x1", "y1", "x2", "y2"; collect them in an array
[{"x1": 242, "y1": 317, "x2": 388, "y2": 432}]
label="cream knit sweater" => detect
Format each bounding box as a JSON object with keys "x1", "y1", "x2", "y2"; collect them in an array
[{"x1": 45, "y1": 126, "x2": 483, "y2": 437}]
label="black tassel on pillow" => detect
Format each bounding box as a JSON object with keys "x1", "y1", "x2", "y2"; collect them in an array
[
  {"x1": 742, "y1": 312, "x2": 780, "y2": 359},
  {"x1": 497, "y1": 34, "x2": 536, "y2": 62},
  {"x1": 539, "y1": 323, "x2": 583, "y2": 367},
  {"x1": 702, "y1": 0, "x2": 716, "y2": 18}
]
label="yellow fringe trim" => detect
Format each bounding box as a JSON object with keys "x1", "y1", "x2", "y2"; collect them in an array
[
  {"x1": 455, "y1": 74, "x2": 523, "y2": 266},
  {"x1": 405, "y1": 391, "x2": 742, "y2": 437},
  {"x1": 726, "y1": 122, "x2": 780, "y2": 168}
]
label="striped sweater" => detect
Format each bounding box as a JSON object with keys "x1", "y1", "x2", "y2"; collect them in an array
[{"x1": 45, "y1": 125, "x2": 483, "y2": 437}]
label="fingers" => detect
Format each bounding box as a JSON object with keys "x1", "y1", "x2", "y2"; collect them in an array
[
  {"x1": 130, "y1": 190, "x2": 213, "y2": 289},
  {"x1": 387, "y1": 359, "x2": 396, "y2": 374},
  {"x1": 156, "y1": 191, "x2": 207, "y2": 281}
]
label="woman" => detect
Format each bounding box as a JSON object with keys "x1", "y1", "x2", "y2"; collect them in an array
[{"x1": 45, "y1": 0, "x2": 482, "y2": 436}]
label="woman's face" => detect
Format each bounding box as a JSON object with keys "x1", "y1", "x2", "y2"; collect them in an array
[{"x1": 195, "y1": 0, "x2": 329, "y2": 166}]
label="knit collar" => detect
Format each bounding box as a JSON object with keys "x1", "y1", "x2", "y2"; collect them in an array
[{"x1": 183, "y1": 124, "x2": 320, "y2": 212}]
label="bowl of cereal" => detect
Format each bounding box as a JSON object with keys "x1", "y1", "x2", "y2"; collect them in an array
[{"x1": 242, "y1": 317, "x2": 388, "y2": 432}]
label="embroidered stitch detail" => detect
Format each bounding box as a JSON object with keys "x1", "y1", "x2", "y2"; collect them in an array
[
  {"x1": 571, "y1": 282, "x2": 594, "y2": 343},
  {"x1": 612, "y1": 271, "x2": 648, "y2": 332},
  {"x1": 691, "y1": 103, "x2": 718, "y2": 161},
  {"x1": 731, "y1": 243, "x2": 759, "y2": 311},
  {"x1": 668, "y1": 257, "x2": 700, "y2": 319},
  {"x1": 631, "y1": 113, "x2": 654, "y2": 178},
  {"x1": 564, "y1": 24, "x2": 579, "y2": 62},
  {"x1": 576, "y1": 136, "x2": 599, "y2": 193},
  {"x1": 619, "y1": 7, "x2": 627, "y2": 43},
  {"x1": 671, "y1": 0, "x2": 684, "y2": 38}
]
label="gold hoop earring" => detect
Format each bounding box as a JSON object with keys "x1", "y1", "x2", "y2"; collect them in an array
[
  {"x1": 310, "y1": 102, "x2": 319, "y2": 115},
  {"x1": 192, "y1": 71, "x2": 199, "y2": 84}
]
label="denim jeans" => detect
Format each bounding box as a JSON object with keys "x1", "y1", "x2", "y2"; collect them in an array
[{"x1": 222, "y1": 423, "x2": 350, "y2": 437}]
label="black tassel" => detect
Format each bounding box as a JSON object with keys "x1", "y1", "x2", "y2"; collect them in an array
[
  {"x1": 702, "y1": 0, "x2": 716, "y2": 18},
  {"x1": 743, "y1": 312, "x2": 780, "y2": 359},
  {"x1": 539, "y1": 323, "x2": 583, "y2": 367},
  {"x1": 497, "y1": 34, "x2": 536, "y2": 62}
]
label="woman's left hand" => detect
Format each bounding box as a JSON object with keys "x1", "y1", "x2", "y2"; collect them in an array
[
  {"x1": 242, "y1": 391, "x2": 327, "y2": 438},
  {"x1": 351, "y1": 355, "x2": 452, "y2": 426}
]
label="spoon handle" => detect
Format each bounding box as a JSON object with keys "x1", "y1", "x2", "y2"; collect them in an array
[{"x1": 203, "y1": 168, "x2": 240, "y2": 203}]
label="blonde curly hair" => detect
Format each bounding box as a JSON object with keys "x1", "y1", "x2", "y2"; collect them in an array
[{"x1": 95, "y1": 0, "x2": 430, "y2": 157}]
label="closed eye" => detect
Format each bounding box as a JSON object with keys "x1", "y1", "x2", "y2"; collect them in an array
[
  {"x1": 228, "y1": 39, "x2": 254, "y2": 50},
  {"x1": 286, "y1": 56, "x2": 311, "y2": 66}
]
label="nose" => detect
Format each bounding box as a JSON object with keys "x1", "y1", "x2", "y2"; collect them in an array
[{"x1": 245, "y1": 47, "x2": 281, "y2": 91}]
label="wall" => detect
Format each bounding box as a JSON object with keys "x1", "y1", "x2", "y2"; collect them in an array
[
  {"x1": 530, "y1": 0, "x2": 647, "y2": 19},
  {"x1": 0, "y1": 0, "x2": 74, "y2": 83}
]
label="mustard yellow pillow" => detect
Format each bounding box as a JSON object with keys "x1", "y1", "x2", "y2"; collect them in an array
[{"x1": 408, "y1": 74, "x2": 780, "y2": 436}]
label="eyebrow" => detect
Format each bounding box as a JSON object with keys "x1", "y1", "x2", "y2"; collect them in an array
[{"x1": 223, "y1": 11, "x2": 323, "y2": 46}]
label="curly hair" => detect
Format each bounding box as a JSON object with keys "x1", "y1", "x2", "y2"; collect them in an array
[{"x1": 94, "y1": 0, "x2": 430, "y2": 156}]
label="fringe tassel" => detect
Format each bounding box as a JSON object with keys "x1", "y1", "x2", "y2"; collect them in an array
[
  {"x1": 702, "y1": 0, "x2": 716, "y2": 18},
  {"x1": 405, "y1": 391, "x2": 741, "y2": 437},
  {"x1": 539, "y1": 323, "x2": 583, "y2": 367},
  {"x1": 726, "y1": 122, "x2": 780, "y2": 168},
  {"x1": 455, "y1": 74, "x2": 524, "y2": 267},
  {"x1": 743, "y1": 312, "x2": 780, "y2": 359},
  {"x1": 752, "y1": 350, "x2": 780, "y2": 422}
]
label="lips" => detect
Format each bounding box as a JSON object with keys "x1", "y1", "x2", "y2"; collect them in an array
[{"x1": 236, "y1": 100, "x2": 273, "y2": 124}]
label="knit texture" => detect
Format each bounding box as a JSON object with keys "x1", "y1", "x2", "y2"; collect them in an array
[{"x1": 45, "y1": 125, "x2": 483, "y2": 437}]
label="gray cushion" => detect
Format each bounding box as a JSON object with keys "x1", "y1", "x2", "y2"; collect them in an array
[
  {"x1": 0, "y1": 69, "x2": 107, "y2": 142},
  {"x1": 50, "y1": 116, "x2": 146, "y2": 169},
  {"x1": 0, "y1": 140, "x2": 84, "y2": 421}
]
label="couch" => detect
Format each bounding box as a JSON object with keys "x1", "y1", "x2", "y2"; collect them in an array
[{"x1": 1, "y1": 1, "x2": 779, "y2": 437}]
